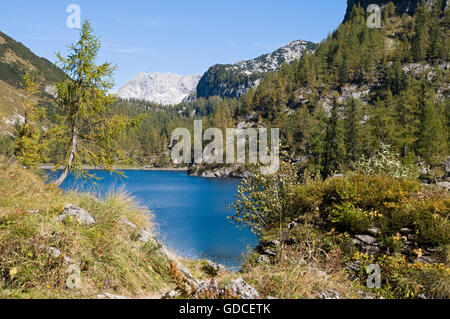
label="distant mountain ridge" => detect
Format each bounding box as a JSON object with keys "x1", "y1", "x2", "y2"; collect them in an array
[
  {"x1": 117, "y1": 72, "x2": 201, "y2": 105},
  {"x1": 196, "y1": 40, "x2": 316, "y2": 99}
]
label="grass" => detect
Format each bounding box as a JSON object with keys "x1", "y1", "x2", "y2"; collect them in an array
[{"x1": 0, "y1": 158, "x2": 175, "y2": 299}]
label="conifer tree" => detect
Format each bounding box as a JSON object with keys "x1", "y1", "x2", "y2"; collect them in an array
[{"x1": 51, "y1": 21, "x2": 142, "y2": 186}]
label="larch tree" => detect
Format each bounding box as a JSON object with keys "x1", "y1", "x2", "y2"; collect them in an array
[{"x1": 52, "y1": 21, "x2": 142, "y2": 186}]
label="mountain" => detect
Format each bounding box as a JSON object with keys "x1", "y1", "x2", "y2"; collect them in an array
[
  {"x1": 0, "y1": 30, "x2": 66, "y2": 132},
  {"x1": 117, "y1": 72, "x2": 201, "y2": 105},
  {"x1": 196, "y1": 40, "x2": 316, "y2": 99},
  {"x1": 344, "y1": 0, "x2": 448, "y2": 20}
]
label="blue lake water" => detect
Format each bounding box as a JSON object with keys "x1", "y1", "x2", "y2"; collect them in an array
[{"x1": 50, "y1": 170, "x2": 258, "y2": 270}]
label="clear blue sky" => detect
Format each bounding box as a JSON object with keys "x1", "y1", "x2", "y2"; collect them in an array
[{"x1": 0, "y1": 0, "x2": 347, "y2": 89}]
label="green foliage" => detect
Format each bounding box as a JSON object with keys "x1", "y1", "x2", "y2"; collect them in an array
[
  {"x1": 352, "y1": 143, "x2": 418, "y2": 179},
  {"x1": 14, "y1": 73, "x2": 48, "y2": 167},
  {"x1": 229, "y1": 160, "x2": 300, "y2": 237},
  {"x1": 49, "y1": 21, "x2": 143, "y2": 185}
]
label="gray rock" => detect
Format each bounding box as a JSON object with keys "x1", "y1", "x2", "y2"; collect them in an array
[
  {"x1": 442, "y1": 156, "x2": 450, "y2": 174},
  {"x1": 27, "y1": 209, "x2": 41, "y2": 214},
  {"x1": 48, "y1": 247, "x2": 74, "y2": 263},
  {"x1": 354, "y1": 235, "x2": 377, "y2": 245},
  {"x1": 120, "y1": 217, "x2": 137, "y2": 229},
  {"x1": 56, "y1": 204, "x2": 96, "y2": 225},
  {"x1": 203, "y1": 260, "x2": 228, "y2": 276},
  {"x1": 318, "y1": 290, "x2": 341, "y2": 299},
  {"x1": 229, "y1": 278, "x2": 260, "y2": 299},
  {"x1": 437, "y1": 182, "x2": 450, "y2": 191},
  {"x1": 367, "y1": 227, "x2": 380, "y2": 237},
  {"x1": 263, "y1": 249, "x2": 277, "y2": 257},
  {"x1": 97, "y1": 292, "x2": 127, "y2": 299},
  {"x1": 258, "y1": 255, "x2": 270, "y2": 264},
  {"x1": 163, "y1": 290, "x2": 181, "y2": 299},
  {"x1": 288, "y1": 221, "x2": 298, "y2": 230},
  {"x1": 196, "y1": 279, "x2": 219, "y2": 296},
  {"x1": 344, "y1": 261, "x2": 362, "y2": 272},
  {"x1": 138, "y1": 229, "x2": 156, "y2": 244}
]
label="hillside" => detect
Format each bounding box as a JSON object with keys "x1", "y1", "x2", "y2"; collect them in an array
[
  {"x1": 196, "y1": 40, "x2": 316, "y2": 99},
  {"x1": 0, "y1": 30, "x2": 66, "y2": 133}
]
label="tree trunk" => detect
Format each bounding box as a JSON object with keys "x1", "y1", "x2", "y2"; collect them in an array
[{"x1": 53, "y1": 123, "x2": 78, "y2": 187}]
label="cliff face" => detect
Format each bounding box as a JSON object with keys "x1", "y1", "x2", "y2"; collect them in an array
[{"x1": 344, "y1": 0, "x2": 447, "y2": 20}]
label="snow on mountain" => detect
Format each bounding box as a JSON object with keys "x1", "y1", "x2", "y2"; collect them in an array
[{"x1": 117, "y1": 72, "x2": 201, "y2": 105}]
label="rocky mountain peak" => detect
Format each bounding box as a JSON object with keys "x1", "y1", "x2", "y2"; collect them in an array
[{"x1": 117, "y1": 72, "x2": 201, "y2": 105}]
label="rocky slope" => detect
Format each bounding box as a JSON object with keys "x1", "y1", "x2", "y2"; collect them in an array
[
  {"x1": 117, "y1": 72, "x2": 201, "y2": 105},
  {"x1": 196, "y1": 40, "x2": 316, "y2": 99},
  {"x1": 0, "y1": 30, "x2": 66, "y2": 132}
]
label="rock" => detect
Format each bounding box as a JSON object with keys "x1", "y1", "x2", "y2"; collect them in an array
[
  {"x1": 258, "y1": 255, "x2": 270, "y2": 264},
  {"x1": 229, "y1": 278, "x2": 261, "y2": 299},
  {"x1": 138, "y1": 229, "x2": 156, "y2": 244},
  {"x1": 437, "y1": 182, "x2": 450, "y2": 191},
  {"x1": 318, "y1": 290, "x2": 341, "y2": 299},
  {"x1": 196, "y1": 279, "x2": 219, "y2": 297},
  {"x1": 163, "y1": 290, "x2": 181, "y2": 299},
  {"x1": 47, "y1": 247, "x2": 74, "y2": 264},
  {"x1": 97, "y1": 292, "x2": 127, "y2": 299},
  {"x1": 367, "y1": 227, "x2": 380, "y2": 237},
  {"x1": 202, "y1": 260, "x2": 228, "y2": 276},
  {"x1": 288, "y1": 221, "x2": 298, "y2": 230},
  {"x1": 120, "y1": 217, "x2": 137, "y2": 229},
  {"x1": 442, "y1": 157, "x2": 450, "y2": 174},
  {"x1": 414, "y1": 256, "x2": 438, "y2": 264},
  {"x1": 263, "y1": 240, "x2": 280, "y2": 247},
  {"x1": 159, "y1": 247, "x2": 199, "y2": 288},
  {"x1": 263, "y1": 249, "x2": 277, "y2": 257},
  {"x1": 27, "y1": 209, "x2": 41, "y2": 214},
  {"x1": 344, "y1": 261, "x2": 362, "y2": 272},
  {"x1": 267, "y1": 296, "x2": 277, "y2": 299},
  {"x1": 354, "y1": 235, "x2": 377, "y2": 245},
  {"x1": 56, "y1": 204, "x2": 96, "y2": 225}
]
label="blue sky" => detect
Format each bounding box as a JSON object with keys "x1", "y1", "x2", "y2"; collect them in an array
[{"x1": 0, "y1": 0, "x2": 347, "y2": 89}]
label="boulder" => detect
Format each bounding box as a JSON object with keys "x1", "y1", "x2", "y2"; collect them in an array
[
  {"x1": 437, "y1": 182, "x2": 450, "y2": 191},
  {"x1": 354, "y1": 234, "x2": 377, "y2": 245},
  {"x1": 229, "y1": 278, "x2": 260, "y2": 299},
  {"x1": 258, "y1": 255, "x2": 270, "y2": 264},
  {"x1": 196, "y1": 279, "x2": 219, "y2": 297},
  {"x1": 56, "y1": 204, "x2": 96, "y2": 225},
  {"x1": 202, "y1": 260, "x2": 228, "y2": 276}
]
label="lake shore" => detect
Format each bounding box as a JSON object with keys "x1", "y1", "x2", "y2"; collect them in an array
[{"x1": 39, "y1": 165, "x2": 188, "y2": 171}]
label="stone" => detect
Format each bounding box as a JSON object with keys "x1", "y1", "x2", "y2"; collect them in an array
[
  {"x1": 202, "y1": 260, "x2": 228, "y2": 276},
  {"x1": 48, "y1": 247, "x2": 73, "y2": 263},
  {"x1": 27, "y1": 209, "x2": 41, "y2": 214},
  {"x1": 288, "y1": 221, "x2": 298, "y2": 230},
  {"x1": 344, "y1": 261, "x2": 362, "y2": 272},
  {"x1": 120, "y1": 217, "x2": 137, "y2": 229},
  {"x1": 367, "y1": 227, "x2": 380, "y2": 237},
  {"x1": 138, "y1": 229, "x2": 156, "y2": 244},
  {"x1": 97, "y1": 292, "x2": 127, "y2": 299},
  {"x1": 196, "y1": 279, "x2": 219, "y2": 296},
  {"x1": 437, "y1": 182, "x2": 450, "y2": 191},
  {"x1": 318, "y1": 290, "x2": 341, "y2": 299},
  {"x1": 163, "y1": 290, "x2": 181, "y2": 299},
  {"x1": 229, "y1": 278, "x2": 261, "y2": 299},
  {"x1": 258, "y1": 255, "x2": 270, "y2": 264},
  {"x1": 354, "y1": 234, "x2": 377, "y2": 245},
  {"x1": 263, "y1": 249, "x2": 277, "y2": 257},
  {"x1": 442, "y1": 156, "x2": 450, "y2": 174},
  {"x1": 56, "y1": 204, "x2": 96, "y2": 225}
]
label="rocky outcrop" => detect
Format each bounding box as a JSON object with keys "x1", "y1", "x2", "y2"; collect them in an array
[{"x1": 56, "y1": 204, "x2": 96, "y2": 226}]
